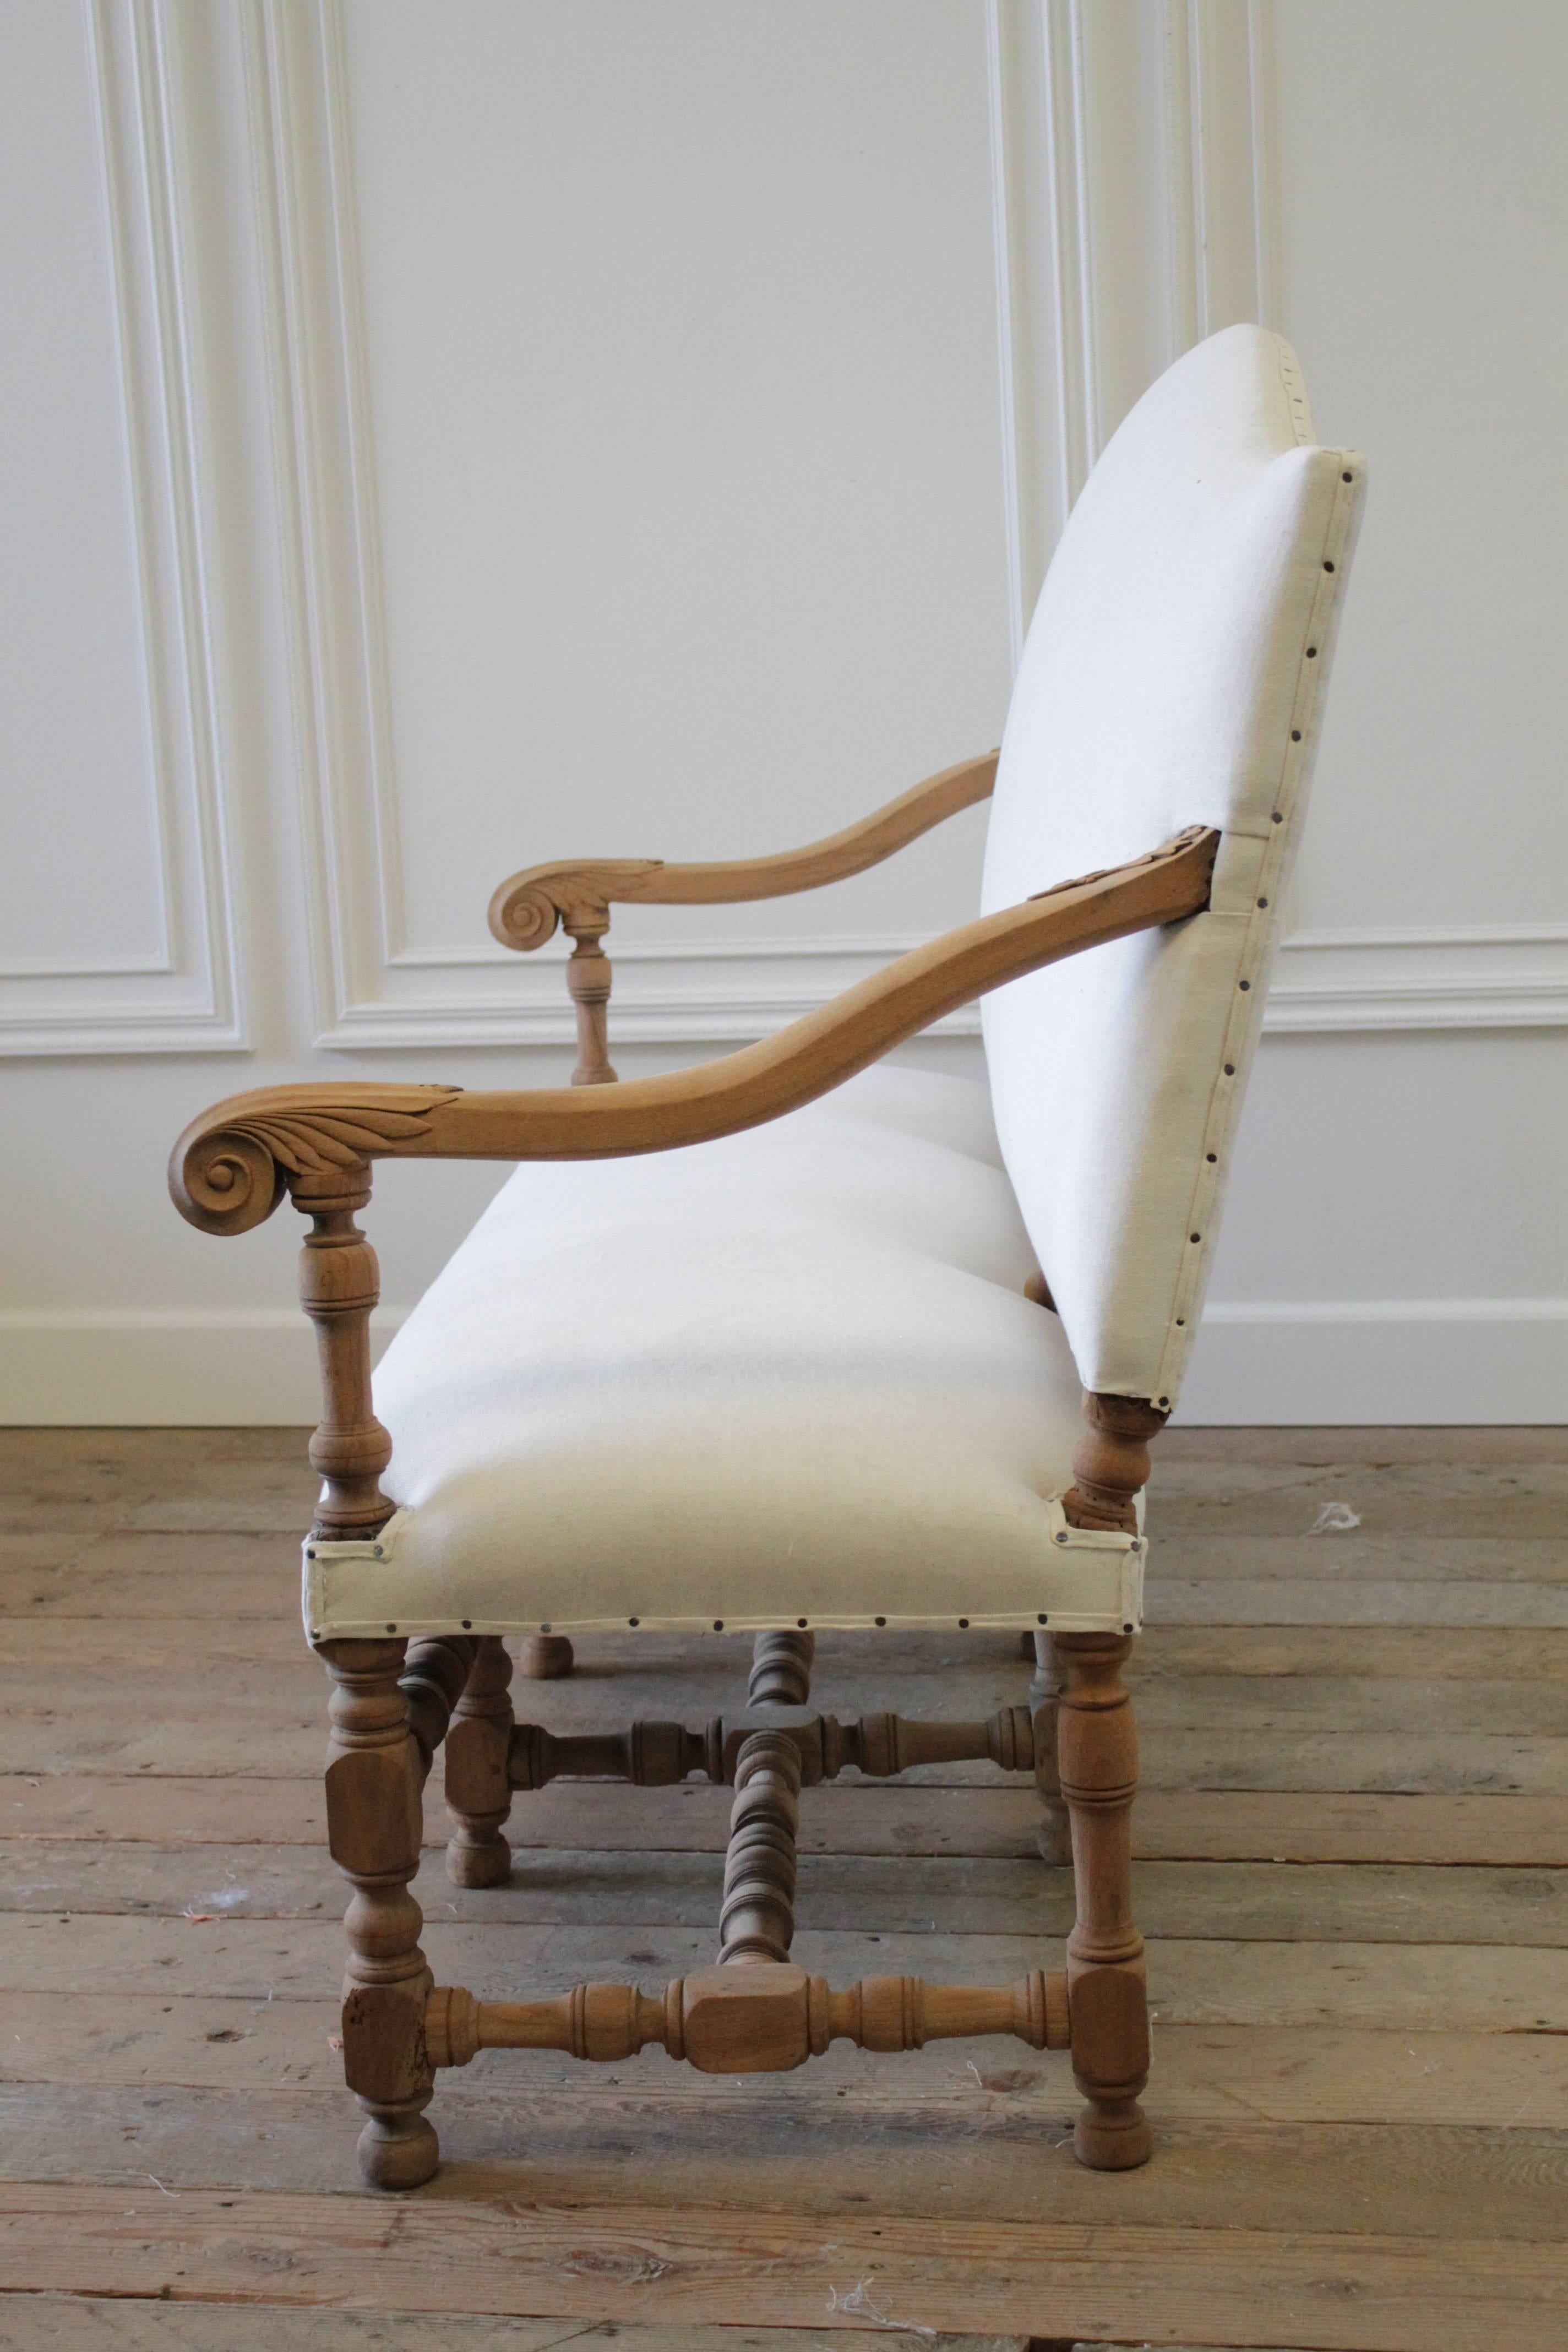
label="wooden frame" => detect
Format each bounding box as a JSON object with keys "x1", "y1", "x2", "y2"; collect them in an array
[
  {"x1": 487, "y1": 753, "x2": 1000, "y2": 1083},
  {"x1": 170, "y1": 793, "x2": 1216, "y2": 2190}
]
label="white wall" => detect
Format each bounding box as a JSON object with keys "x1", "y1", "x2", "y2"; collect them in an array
[{"x1": 2, "y1": 0, "x2": 1564, "y2": 1425}]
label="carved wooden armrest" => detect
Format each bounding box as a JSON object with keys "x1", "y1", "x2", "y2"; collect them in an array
[
  {"x1": 172, "y1": 823, "x2": 1217, "y2": 1237},
  {"x1": 487, "y1": 750, "x2": 999, "y2": 1082},
  {"x1": 170, "y1": 823, "x2": 1214, "y2": 1546}
]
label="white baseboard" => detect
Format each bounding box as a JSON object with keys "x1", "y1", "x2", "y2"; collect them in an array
[
  {"x1": 2, "y1": 1301, "x2": 1565, "y2": 1428},
  {"x1": 1175, "y1": 1300, "x2": 1568, "y2": 1425}
]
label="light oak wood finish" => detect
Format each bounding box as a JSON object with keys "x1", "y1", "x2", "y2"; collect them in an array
[
  {"x1": 748, "y1": 1627, "x2": 815, "y2": 1706},
  {"x1": 443, "y1": 1636, "x2": 515, "y2": 1890},
  {"x1": 499, "y1": 1703, "x2": 1036, "y2": 1790},
  {"x1": 519, "y1": 1632, "x2": 575, "y2": 1680},
  {"x1": 169, "y1": 825, "x2": 1219, "y2": 1232},
  {"x1": 317, "y1": 1636, "x2": 436, "y2": 2191},
  {"x1": 423, "y1": 1960, "x2": 1069, "y2": 2076},
  {"x1": 165, "y1": 821, "x2": 1210, "y2": 2177},
  {"x1": 717, "y1": 1731, "x2": 803, "y2": 1965},
  {"x1": 486, "y1": 752, "x2": 999, "y2": 950}
]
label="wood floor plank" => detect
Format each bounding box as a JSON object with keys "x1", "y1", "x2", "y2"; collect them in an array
[
  {"x1": 7, "y1": 1774, "x2": 1562, "y2": 1865},
  {"x1": 2, "y1": 2184, "x2": 1565, "y2": 2352},
  {"x1": 1153, "y1": 1534, "x2": 1568, "y2": 1585},
  {"x1": 2, "y1": 1842, "x2": 1562, "y2": 1948},
  {"x1": 8, "y1": 1996, "x2": 1564, "y2": 2125},
  {"x1": 3, "y1": 1424, "x2": 1565, "y2": 2347},
  {"x1": 9, "y1": 1657, "x2": 1568, "y2": 1736},
  {"x1": 1157, "y1": 1428, "x2": 1568, "y2": 1464},
  {"x1": 4, "y1": 2081, "x2": 1567, "y2": 2246},
  {"x1": 1149, "y1": 1580, "x2": 1568, "y2": 1626},
  {"x1": 0, "y1": 2306, "x2": 1026, "y2": 2352},
  {"x1": 3, "y1": 1914, "x2": 1565, "y2": 2029},
  {"x1": 6, "y1": 1706, "x2": 1562, "y2": 1791}
]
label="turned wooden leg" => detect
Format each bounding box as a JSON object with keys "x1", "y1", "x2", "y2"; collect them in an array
[
  {"x1": 444, "y1": 1635, "x2": 515, "y2": 1887},
  {"x1": 749, "y1": 1629, "x2": 815, "y2": 1706},
  {"x1": 1027, "y1": 1631, "x2": 1071, "y2": 1863},
  {"x1": 717, "y1": 1730, "x2": 802, "y2": 1965},
  {"x1": 320, "y1": 1637, "x2": 438, "y2": 2190},
  {"x1": 1054, "y1": 1631, "x2": 1151, "y2": 2170},
  {"x1": 519, "y1": 1634, "x2": 575, "y2": 1679}
]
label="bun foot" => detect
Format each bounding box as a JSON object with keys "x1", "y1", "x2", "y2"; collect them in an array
[
  {"x1": 356, "y1": 2106, "x2": 439, "y2": 2190},
  {"x1": 1072, "y1": 2097, "x2": 1152, "y2": 2170},
  {"x1": 446, "y1": 1827, "x2": 511, "y2": 1887},
  {"x1": 520, "y1": 1634, "x2": 575, "y2": 1679}
]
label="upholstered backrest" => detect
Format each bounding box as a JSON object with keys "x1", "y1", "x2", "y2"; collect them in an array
[{"x1": 980, "y1": 326, "x2": 1364, "y2": 1408}]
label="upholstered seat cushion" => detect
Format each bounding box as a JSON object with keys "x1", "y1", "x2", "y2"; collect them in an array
[{"x1": 303, "y1": 1066, "x2": 1144, "y2": 1642}]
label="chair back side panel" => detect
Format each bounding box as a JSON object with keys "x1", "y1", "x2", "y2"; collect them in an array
[{"x1": 981, "y1": 326, "x2": 1365, "y2": 1404}]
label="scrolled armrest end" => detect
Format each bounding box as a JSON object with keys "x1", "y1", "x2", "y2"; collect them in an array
[
  {"x1": 488, "y1": 860, "x2": 665, "y2": 952},
  {"x1": 169, "y1": 1085, "x2": 464, "y2": 1237}
]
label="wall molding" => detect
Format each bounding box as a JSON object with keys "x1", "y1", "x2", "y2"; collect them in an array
[
  {"x1": 248, "y1": 0, "x2": 1565, "y2": 1054},
  {"x1": 1, "y1": 0, "x2": 245, "y2": 1057}
]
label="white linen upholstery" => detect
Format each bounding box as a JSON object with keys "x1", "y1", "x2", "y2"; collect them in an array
[
  {"x1": 982, "y1": 326, "x2": 1364, "y2": 1404},
  {"x1": 306, "y1": 326, "x2": 1362, "y2": 1642},
  {"x1": 312, "y1": 1068, "x2": 1144, "y2": 1641}
]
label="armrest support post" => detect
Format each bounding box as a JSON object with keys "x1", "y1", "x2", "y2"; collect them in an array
[
  {"x1": 293, "y1": 1163, "x2": 395, "y2": 1544},
  {"x1": 563, "y1": 914, "x2": 617, "y2": 1086}
]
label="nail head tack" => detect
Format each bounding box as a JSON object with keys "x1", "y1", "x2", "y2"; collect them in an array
[
  {"x1": 461, "y1": 1618, "x2": 472, "y2": 1630},
  {"x1": 1258, "y1": 896, "x2": 1268, "y2": 907},
  {"x1": 385, "y1": 1623, "x2": 396, "y2": 1634},
  {"x1": 628, "y1": 1616, "x2": 639, "y2": 1626},
  {"x1": 1190, "y1": 1233, "x2": 1201, "y2": 1243},
  {"x1": 958, "y1": 1618, "x2": 970, "y2": 1629},
  {"x1": 875, "y1": 1615, "x2": 886, "y2": 1626},
  {"x1": 1306, "y1": 646, "x2": 1318, "y2": 657},
  {"x1": 797, "y1": 1618, "x2": 808, "y2": 1628},
  {"x1": 1343, "y1": 470, "x2": 1353, "y2": 481},
  {"x1": 713, "y1": 1620, "x2": 724, "y2": 1632},
  {"x1": 1206, "y1": 1151, "x2": 1218, "y2": 1162},
  {"x1": 1038, "y1": 1612, "x2": 1048, "y2": 1623},
  {"x1": 1291, "y1": 729, "x2": 1302, "y2": 740},
  {"x1": 1324, "y1": 560, "x2": 1335, "y2": 571},
  {"x1": 1239, "y1": 979, "x2": 1251, "y2": 990},
  {"x1": 1224, "y1": 1062, "x2": 1235, "y2": 1074}
]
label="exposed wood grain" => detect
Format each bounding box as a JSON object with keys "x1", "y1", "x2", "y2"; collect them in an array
[
  {"x1": 172, "y1": 829, "x2": 1220, "y2": 1231},
  {"x1": 4, "y1": 1843, "x2": 1561, "y2": 1950},
  {"x1": 6, "y1": 1704, "x2": 1563, "y2": 1793},
  {"x1": 3, "y1": 2184, "x2": 1567, "y2": 2351},
  {"x1": 0, "y1": 2306, "x2": 1027, "y2": 2352},
  {"x1": 8, "y1": 2001, "x2": 1565, "y2": 2126},
  {"x1": 6, "y1": 2081, "x2": 1568, "y2": 2245},
  {"x1": 8, "y1": 1774, "x2": 1564, "y2": 1865},
  {"x1": 1148, "y1": 1579, "x2": 1568, "y2": 1627},
  {"x1": 1157, "y1": 1427, "x2": 1568, "y2": 1463},
  {"x1": 4, "y1": 1427, "x2": 1566, "y2": 2347},
  {"x1": 4, "y1": 1914, "x2": 1564, "y2": 2030},
  {"x1": 488, "y1": 752, "x2": 999, "y2": 943}
]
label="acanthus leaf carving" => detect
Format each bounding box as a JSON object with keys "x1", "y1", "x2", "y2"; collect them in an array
[{"x1": 170, "y1": 1085, "x2": 462, "y2": 1236}]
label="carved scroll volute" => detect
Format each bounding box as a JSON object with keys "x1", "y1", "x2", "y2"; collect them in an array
[{"x1": 170, "y1": 1086, "x2": 462, "y2": 1239}]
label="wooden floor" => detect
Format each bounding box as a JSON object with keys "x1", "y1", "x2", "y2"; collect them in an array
[{"x1": 1, "y1": 1426, "x2": 1565, "y2": 2351}]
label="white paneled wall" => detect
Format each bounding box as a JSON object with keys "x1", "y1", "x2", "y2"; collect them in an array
[{"x1": 2, "y1": 0, "x2": 1564, "y2": 1424}]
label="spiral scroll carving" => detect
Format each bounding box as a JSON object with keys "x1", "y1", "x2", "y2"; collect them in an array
[
  {"x1": 491, "y1": 881, "x2": 567, "y2": 953},
  {"x1": 170, "y1": 1086, "x2": 462, "y2": 1237},
  {"x1": 487, "y1": 859, "x2": 664, "y2": 953}
]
